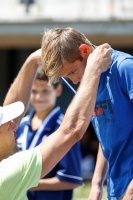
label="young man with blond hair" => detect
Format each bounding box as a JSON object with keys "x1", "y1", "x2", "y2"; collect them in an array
[
  {"x1": 0, "y1": 45, "x2": 111, "y2": 199},
  {"x1": 41, "y1": 27, "x2": 133, "y2": 200}
]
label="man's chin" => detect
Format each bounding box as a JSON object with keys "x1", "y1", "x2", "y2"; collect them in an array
[{"x1": 14, "y1": 144, "x2": 19, "y2": 154}]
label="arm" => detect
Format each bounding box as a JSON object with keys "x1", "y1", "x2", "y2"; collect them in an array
[
  {"x1": 119, "y1": 179, "x2": 133, "y2": 199},
  {"x1": 39, "y1": 43, "x2": 112, "y2": 177},
  {"x1": 29, "y1": 177, "x2": 79, "y2": 191},
  {"x1": 88, "y1": 144, "x2": 108, "y2": 200},
  {"x1": 30, "y1": 140, "x2": 82, "y2": 191},
  {"x1": 3, "y1": 49, "x2": 41, "y2": 125}
]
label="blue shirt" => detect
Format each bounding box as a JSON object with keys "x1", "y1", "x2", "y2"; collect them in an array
[
  {"x1": 17, "y1": 106, "x2": 82, "y2": 200},
  {"x1": 92, "y1": 50, "x2": 133, "y2": 199}
]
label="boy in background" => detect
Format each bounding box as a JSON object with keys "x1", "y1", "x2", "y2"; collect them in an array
[{"x1": 16, "y1": 68, "x2": 82, "y2": 200}]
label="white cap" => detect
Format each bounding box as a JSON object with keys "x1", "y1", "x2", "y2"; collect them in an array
[{"x1": 0, "y1": 101, "x2": 24, "y2": 126}]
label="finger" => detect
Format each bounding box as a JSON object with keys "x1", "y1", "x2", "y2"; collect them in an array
[
  {"x1": 101, "y1": 43, "x2": 111, "y2": 48},
  {"x1": 94, "y1": 43, "x2": 113, "y2": 54},
  {"x1": 107, "y1": 48, "x2": 113, "y2": 54}
]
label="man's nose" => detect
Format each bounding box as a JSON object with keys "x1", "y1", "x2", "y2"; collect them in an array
[
  {"x1": 71, "y1": 77, "x2": 80, "y2": 85},
  {"x1": 10, "y1": 121, "x2": 17, "y2": 131}
]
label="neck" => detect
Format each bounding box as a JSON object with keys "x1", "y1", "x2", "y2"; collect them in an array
[
  {"x1": 34, "y1": 106, "x2": 55, "y2": 120},
  {"x1": 31, "y1": 107, "x2": 55, "y2": 130},
  {"x1": 0, "y1": 148, "x2": 14, "y2": 162}
]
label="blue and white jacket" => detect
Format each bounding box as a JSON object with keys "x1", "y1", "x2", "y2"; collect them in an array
[{"x1": 16, "y1": 105, "x2": 82, "y2": 200}]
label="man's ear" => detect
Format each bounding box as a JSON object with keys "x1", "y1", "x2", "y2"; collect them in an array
[{"x1": 79, "y1": 44, "x2": 91, "y2": 57}]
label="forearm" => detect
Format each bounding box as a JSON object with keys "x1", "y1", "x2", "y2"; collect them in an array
[
  {"x1": 29, "y1": 177, "x2": 79, "y2": 191},
  {"x1": 91, "y1": 144, "x2": 108, "y2": 187},
  {"x1": 88, "y1": 145, "x2": 107, "y2": 200},
  {"x1": 62, "y1": 68, "x2": 100, "y2": 140},
  {"x1": 3, "y1": 50, "x2": 41, "y2": 125}
]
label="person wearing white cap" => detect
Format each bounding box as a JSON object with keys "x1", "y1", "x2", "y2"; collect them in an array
[
  {"x1": 0, "y1": 101, "x2": 24, "y2": 160},
  {"x1": 0, "y1": 44, "x2": 112, "y2": 200}
]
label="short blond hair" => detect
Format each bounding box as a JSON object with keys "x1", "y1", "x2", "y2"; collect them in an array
[{"x1": 41, "y1": 27, "x2": 91, "y2": 84}]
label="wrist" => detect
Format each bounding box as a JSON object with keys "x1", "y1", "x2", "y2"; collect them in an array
[
  {"x1": 26, "y1": 55, "x2": 39, "y2": 70},
  {"x1": 27, "y1": 50, "x2": 41, "y2": 69},
  {"x1": 84, "y1": 65, "x2": 102, "y2": 80},
  {"x1": 91, "y1": 177, "x2": 104, "y2": 188}
]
